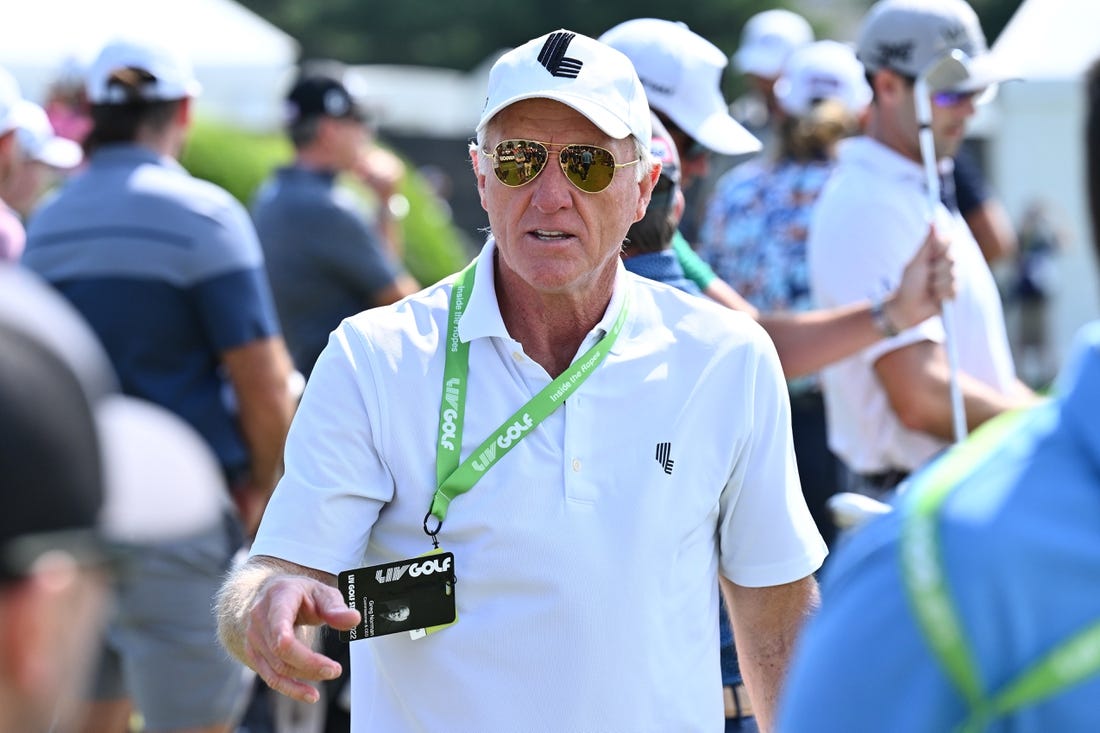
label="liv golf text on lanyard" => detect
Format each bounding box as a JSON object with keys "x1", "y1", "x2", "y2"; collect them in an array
[{"x1": 424, "y1": 261, "x2": 630, "y2": 542}]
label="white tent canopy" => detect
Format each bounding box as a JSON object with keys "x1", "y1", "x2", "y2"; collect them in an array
[
  {"x1": 1, "y1": 0, "x2": 299, "y2": 131},
  {"x1": 985, "y1": 0, "x2": 1100, "y2": 371},
  {"x1": 993, "y1": 0, "x2": 1100, "y2": 81}
]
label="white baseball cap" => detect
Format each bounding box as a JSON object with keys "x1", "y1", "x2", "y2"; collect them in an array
[
  {"x1": 477, "y1": 29, "x2": 651, "y2": 146},
  {"x1": 11, "y1": 101, "x2": 83, "y2": 169},
  {"x1": 0, "y1": 66, "x2": 22, "y2": 135},
  {"x1": 600, "y1": 19, "x2": 761, "y2": 156},
  {"x1": 86, "y1": 37, "x2": 202, "y2": 105},
  {"x1": 774, "y1": 41, "x2": 873, "y2": 117},
  {"x1": 734, "y1": 9, "x2": 815, "y2": 79}
]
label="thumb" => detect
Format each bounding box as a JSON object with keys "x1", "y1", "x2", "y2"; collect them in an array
[
  {"x1": 311, "y1": 584, "x2": 361, "y2": 631},
  {"x1": 917, "y1": 224, "x2": 947, "y2": 261}
]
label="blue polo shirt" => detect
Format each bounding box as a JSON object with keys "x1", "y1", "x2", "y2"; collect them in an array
[
  {"x1": 22, "y1": 144, "x2": 280, "y2": 477},
  {"x1": 251, "y1": 165, "x2": 400, "y2": 377},
  {"x1": 623, "y1": 250, "x2": 701, "y2": 296},
  {"x1": 778, "y1": 321, "x2": 1100, "y2": 732}
]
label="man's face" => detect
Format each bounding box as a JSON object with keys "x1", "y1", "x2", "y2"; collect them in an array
[
  {"x1": 928, "y1": 87, "x2": 980, "y2": 160},
  {"x1": 474, "y1": 98, "x2": 656, "y2": 298},
  {"x1": 876, "y1": 70, "x2": 978, "y2": 162},
  {"x1": 319, "y1": 115, "x2": 367, "y2": 171},
  {"x1": 1, "y1": 556, "x2": 110, "y2": 731}
]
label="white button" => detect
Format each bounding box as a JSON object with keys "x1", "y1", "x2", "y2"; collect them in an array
[
  {"x1": 572, "y1": 458, "x2": 581, "y2": 472},
  {"x1": 512, "y1": 352, "x2": 524, "y2": 362}
]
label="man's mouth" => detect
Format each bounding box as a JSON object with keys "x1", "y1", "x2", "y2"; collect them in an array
[{"x1": 532, "y1": 229, "x2": 573, "y2": 241}]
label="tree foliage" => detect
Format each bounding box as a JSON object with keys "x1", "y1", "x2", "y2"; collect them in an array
[
  {"x1": 239, "y1": 0, "x2": 804, "y2": 71},
  {"x1": 240, "y1": 0, "x2": 1025, "y2": 72}
]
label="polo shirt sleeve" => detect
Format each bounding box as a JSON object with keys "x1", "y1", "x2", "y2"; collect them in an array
[
  {"x1": 190, "y1": 197, "x2": 282, "y2": 351},
  {"x1": 717, "y1": 325, "x2": 826, "y2": 587},
  {"x1": 807, "y1": 185, "x2": 945, "y2": 365},
  {"x1": 249, "y1": 321, "x2": 394, "y2": 574}
]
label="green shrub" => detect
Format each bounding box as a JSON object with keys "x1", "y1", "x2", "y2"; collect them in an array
[{"x1": 180, "y1": 118, "x2": 469, "y2": 285}]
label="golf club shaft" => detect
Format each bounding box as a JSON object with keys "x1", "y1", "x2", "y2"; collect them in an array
[{"x1": 916, "y1": 80, "x2": 968, "y2": 444}]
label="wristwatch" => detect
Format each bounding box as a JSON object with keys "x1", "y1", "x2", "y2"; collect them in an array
[{"x1": 871, "y1": 298, "x2": 899, "y2": 337}]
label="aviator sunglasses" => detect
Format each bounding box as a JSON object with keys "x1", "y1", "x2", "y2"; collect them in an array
[{"x1": 484, "y1": 139, "x2": 640, "y2": 193}]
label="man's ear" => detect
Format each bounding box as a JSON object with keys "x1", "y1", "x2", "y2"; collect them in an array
[
  {"x1": 470, "y1": 147, "x2": 489, "y2": 213},
  {"x1": 0, "y1": 557, "x2": 78, "y2": 693},
  {"x1": 176, "y1": 96, "x2": 193, "y2": 127},
  {"x1": 634, "y1": 160, "x2": 662, "y2": 223},
  {"x1": 0, "y1": 129, "x2": 15, "y2": 157},
  {"x1": 872, "y1": 69, "x2": 907, "y2": 106}
]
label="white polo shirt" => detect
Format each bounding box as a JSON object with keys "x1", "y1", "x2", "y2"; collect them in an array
[
  {"x1": 807, "y1": 137, "x2": 1017, "y2": 474},
  {"x1": 252, "y1": 239, "x2": 825, "y2": 733}
]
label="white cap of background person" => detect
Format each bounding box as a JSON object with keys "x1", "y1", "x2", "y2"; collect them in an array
[
  {"x1": 477, "y1": 29, "x2": 652, "y2": 147},
  {"x1": 734, "y1": 9, "x2": 815, "y2": 81},
  {"x1": 774, "y1": 41, "x2": 873, "y2": 118},
  {"x1": 0, "y1": 66, "x2": 21, "y2": 135},
  {"x1": 85, "y1": 37, "x2": 202, "y2": 105},
  {"x1": 857, "y1": 0, "x2": 1015, "y2": 93},
  {"x1": 599, "y1": 18, "x2": 762, "y2": 156},
  {"x1": 11, "y1": 100, "x2": 83, "y2": 169}
]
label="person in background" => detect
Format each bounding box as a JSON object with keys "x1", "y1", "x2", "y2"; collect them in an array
[
  {"x1": 627, "y1": 104, "x2": 953, "y2": 732},
  {"x1": 0, "y1": 265, "x2": 231, "y2": 733},
  {"x1": 252, "y1": 66, "x2": 418, "y2": 380},
  {"x1": 944, "y1": 146, "x2": 1018, "y2": 264},
  {"x1": 806, "y1": 0, "x2": 1038, "y2": 501},
  {"x1": 700, "y1": 40, "x2": 872, "y2": 551},
  {"x1": 778, "y1": 53, "x2": 1100, "y2": 733},
  {"x1": 0, "y1": 100, "x2": 83, "y2": 219},
  {"x1": 217, "y1": 29, "x2": 826, "y2": 733},
  {"x1": 43, "y1": 55, "x2": 93, "y2": 144},
  {"x1": 599, "y1": 17, "x2": 763, "y2": 310},
  {"x1": 0, "y1": 67, "x2": 25, "y2": 262},
  {"x1": 731, "y1": 8, "x2": 816, "y2": 137},
  {"x1": 21, "y1": 36, "x2": 296, "y2": 733}
]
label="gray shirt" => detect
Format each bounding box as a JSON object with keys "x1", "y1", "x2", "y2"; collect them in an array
[{"x1": 252, "y1": 165, "x2": 400, "y2": 377}]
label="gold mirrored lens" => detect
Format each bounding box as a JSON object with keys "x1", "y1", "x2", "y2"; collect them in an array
[
  {"x1": 491, "y1": 140, "x2": 548, "y2": 187},
  {"x1": 491, "y1": 140, "x2": 619, "y2": 193},
  {"x1": 559, "y1": 145, "x2": 616, "y2": 192}
]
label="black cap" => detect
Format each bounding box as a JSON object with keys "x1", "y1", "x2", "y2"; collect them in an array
[
  {"x1": 0, "y1": 321, "x2": 105, "y2": 580},
  {"x1": 285, "y1": 73, "x2": 367, "y2": 125},
  {"x1": 0, "y1": 266, "x2": 232, "y2": 581}
]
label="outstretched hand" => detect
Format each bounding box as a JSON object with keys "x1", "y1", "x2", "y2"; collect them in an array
[
  {"x1": 890, "y1": 225, "x2": 956, "y2": 330},
  {"x1": 242, "y1": 575, "x2": 361, "y2": 703}
]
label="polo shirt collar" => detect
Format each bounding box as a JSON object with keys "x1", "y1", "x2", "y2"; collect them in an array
[
  {"x1": 90, "y1": 143, "x2": 184, "y2": 172},
  {"x1": 279, "y1": 165, "x2": 337, "y2": 185},
  {"x1": 458, "y1": 237, "x2": 632, "y2": 355},
  {"x1": 837, "y1": 136, "x2": 924, "y2": 184}
]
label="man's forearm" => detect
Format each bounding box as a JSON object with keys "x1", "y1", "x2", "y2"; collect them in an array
[
  {"x1": 215, "y1": 555, "x2": 336, "y2": 665},
  {"x1": 721, "y1": 575, "x2": 820, "y2": 732}
]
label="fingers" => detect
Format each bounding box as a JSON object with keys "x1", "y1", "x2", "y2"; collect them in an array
[
  {"x1": 924, "y1": 225, "x2": 956, "y2": 301},
  {"x1": 930, "y1": 249, "x2": 957, "y2": 301},
  {"x1": 242, "y1": 577, "x2": 359, "y2": 703},
  {"x1": 916, "y1": 223, "x2": 950, "y2": 261}
]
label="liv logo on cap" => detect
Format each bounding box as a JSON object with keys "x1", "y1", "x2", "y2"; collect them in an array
[{"x1": 538, "y1": 32, "x2": 583, "y2": 79}]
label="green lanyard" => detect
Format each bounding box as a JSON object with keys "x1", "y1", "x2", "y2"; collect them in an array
[
  {"x1": 901, "y1": 408, "x2": 1100, "y2": 732},
  {"x1": 423, "y1": 261, "x2": 629, "y2": 543}
]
